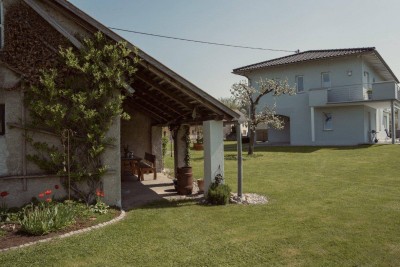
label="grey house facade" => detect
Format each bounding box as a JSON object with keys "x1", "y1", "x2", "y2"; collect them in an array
[{"x1": 233, "y1": 48, "x2": 400, "y2": 146}]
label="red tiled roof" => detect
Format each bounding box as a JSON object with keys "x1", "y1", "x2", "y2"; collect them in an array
[{"x1": 233, "y1": 47, "x2": 376, "y2": 73}]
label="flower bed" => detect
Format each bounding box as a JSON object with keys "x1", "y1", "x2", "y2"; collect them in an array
[{"x1": 0, "y1": 188, "x2": 120, "y2": 250}]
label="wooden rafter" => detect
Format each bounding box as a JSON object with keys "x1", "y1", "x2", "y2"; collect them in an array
[
  {"x1": 129, "y1": 92, "x2": 176, "y2": 119},
  {"x1": 135, "y1": 72, "x2": 193, "y2": 110},
  {"x1": 125, "y1": 98, "x2": 166, "y2": 123},
  {"x1": 132, "y1": 89, "x2": 183, "y2": 117}
]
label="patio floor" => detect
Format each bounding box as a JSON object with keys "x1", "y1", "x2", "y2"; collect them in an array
[{"x1": 121, "y1": 172, "x2": 203, "y2": 210}]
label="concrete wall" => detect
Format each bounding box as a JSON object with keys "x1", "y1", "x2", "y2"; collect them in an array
[
  {"x1": 120, "y1": 107, "x2": 152, "y2": 159},
  {"x1": 0, "y1": 1, "x2": 122, "y2": 207},
  {"x1": 268, "y1": 116, "x2": 290, "y2": 143},
  {"x1": 247, "y1": 55, "x2": 362, "y2": 94},
  {"x1": 314, "y1": 106, "x2": 365, "y2": 145}
]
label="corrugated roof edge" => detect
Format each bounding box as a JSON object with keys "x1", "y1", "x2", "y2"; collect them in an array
[
  {"x1": 232, "y1": 47, "x2": 376, "y2": 74},
  {"x1": 45, "y1": 0, "x2": 240, "y2": 120}
]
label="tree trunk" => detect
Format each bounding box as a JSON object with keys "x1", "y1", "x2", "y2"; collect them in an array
[{"x1": 248, "y1": 128, "x2": 255, "y2": 155}]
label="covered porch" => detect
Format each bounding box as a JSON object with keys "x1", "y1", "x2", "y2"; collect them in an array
[{"x1": 117, "y1": 50, "x2": 240, "y2": 208}]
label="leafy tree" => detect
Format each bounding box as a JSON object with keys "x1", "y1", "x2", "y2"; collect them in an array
[
  {"x1": 25, "y1": 32, "x2": 139, "y2": 203},
  {"x1": 231, "y1": 78, "x2": 295, "y2": 155}
]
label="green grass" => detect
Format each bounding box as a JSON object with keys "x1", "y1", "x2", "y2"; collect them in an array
[{"x1": 1, "y1": 144, "x2": 400, "y2": 266}]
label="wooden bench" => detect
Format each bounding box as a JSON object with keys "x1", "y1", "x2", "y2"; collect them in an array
[{"x1": 138, "y1": 152, "x2": 157, "y2": 181}]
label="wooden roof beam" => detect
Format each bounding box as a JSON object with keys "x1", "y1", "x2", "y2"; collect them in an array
[
  {"x1": 133, "y1": 90, "x2": 185, "y2": 117},
  {"x1": 141, "y1": 64, "x2": 227, "y2": 117},
  {"x1": 126, "y1": 99, "x2": 167, "y2": 123},
  {"x1": 135, "y1": 73, "x2": 193, "y2": 110}
]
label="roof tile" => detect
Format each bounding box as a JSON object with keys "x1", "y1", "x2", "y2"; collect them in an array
[{"x1": 233, "y1": 47, "x2": 376, "y2": 73}]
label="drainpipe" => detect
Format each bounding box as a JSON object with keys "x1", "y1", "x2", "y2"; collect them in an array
[
  {"x1": 236, "y1": 121, "x2": 243, "y2": 198},
  {"x1": 391, "y1": 100, "x2": 396, "y2": 144}
]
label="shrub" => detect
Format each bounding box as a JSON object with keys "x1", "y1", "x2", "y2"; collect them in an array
[
  {"x1": 206, "y1": 183, "x2": 231, "y2": 205},
  {"x1": 19, "y1": 202, "x2": 77, "y2": 235}
]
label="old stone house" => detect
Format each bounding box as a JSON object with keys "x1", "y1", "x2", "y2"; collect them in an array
[{"x1": 0, "y1": 0, "x2": 238, "y2": 207}]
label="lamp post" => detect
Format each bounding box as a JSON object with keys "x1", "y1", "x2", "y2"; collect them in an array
[{"x1": 236, "y1": 114, "x2": 246, "y2": 198}]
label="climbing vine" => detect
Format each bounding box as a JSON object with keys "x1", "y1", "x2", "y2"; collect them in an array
[
  {"x1": 25, "y1": 32, "x2": 139, "y2": 203},
  {"x1": 183, "y1": 125, "x2": 191, "y2": 167}
]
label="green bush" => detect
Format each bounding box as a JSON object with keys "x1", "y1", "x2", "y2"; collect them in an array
[
  {"x1": 206, "y1": 183, "x2": 231, "y2": 205},
  {"x1": 19, "y1": 202, "x2": 77, "y2": 235}
]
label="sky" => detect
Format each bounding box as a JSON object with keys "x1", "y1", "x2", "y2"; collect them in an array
[{"x1": 69, "y1": 0, "x2": 400, "y2": 99}]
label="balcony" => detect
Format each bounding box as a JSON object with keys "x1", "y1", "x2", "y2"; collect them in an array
[{"x1": 309, "y1": 81, "x2": 399, "y2": 106}]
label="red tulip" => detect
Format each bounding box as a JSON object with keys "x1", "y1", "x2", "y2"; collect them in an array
[
  {"x1": 46, "y1": 198, "x2": 52, "y2": 203},
  {"x1": 38, "y1": 193, "x2": 44, "y2": 198},
  {"x1": 45, "y1": 190, "x2": 52, "y2": 195},
  {"x1": 55, "y1": 185, "x2": 59, "y2": 190},
  {"x1": 0, "y1": 191, "x2": 9, "y2": 198}
]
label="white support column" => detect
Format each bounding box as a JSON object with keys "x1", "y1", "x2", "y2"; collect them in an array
[
  {"x1": 310, "y1": 107, "x2": 315, "y2": 143},
  {"x1": 391, "y1": 100, "x2": 396, "y2": 144},
  {"x1": 203, "y1": 120, "x2": 224, "y2": 195}
]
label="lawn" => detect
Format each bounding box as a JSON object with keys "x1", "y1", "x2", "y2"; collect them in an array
[{"x1": 1, "y1": 144, "x2": 400, "y2": 266}]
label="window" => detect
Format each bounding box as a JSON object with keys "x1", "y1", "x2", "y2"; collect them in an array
[
  {"x1": 0, "y1": 104, "x2": 4, "y2": 135},
  {"x1": 296, "y1": 75, "x2": 304, "y2": 93},
  {"x1": 0, "y1": 0, "x2": 3, "y2": 49},
  {"x1": 321, "y1": 72, "x2": 331, "y2": 88},
  {"x1": 323, "y1": 112, "x2": 333, "y2": 130}
]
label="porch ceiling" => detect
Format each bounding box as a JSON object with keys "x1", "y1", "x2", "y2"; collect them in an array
[
  {"x1": 126, "y1": 66, "x2": 229, "y2": 125},
  {"x1": 43, "y1": 0, "x2": 240, "y2": 126}
]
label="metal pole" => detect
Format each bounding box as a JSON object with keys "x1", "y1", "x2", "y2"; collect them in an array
[
  {"x1": 236, "y1": 122, "x2": 243, "y2": 198},
  {"x1": 67, "y1": 130, "x2": 71, "y2": 200}
]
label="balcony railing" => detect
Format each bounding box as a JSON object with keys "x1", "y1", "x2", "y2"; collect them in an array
[
  {"x1": 309, "y1": 81, "x2": 399, "y2": 106},
  {"x1": 328, "y1": 85, "x2": 366, "y2": 102}
]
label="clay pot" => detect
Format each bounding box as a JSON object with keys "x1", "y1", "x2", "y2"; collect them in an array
[
  {"x1": 197, "y1": 179, "x2": 205, "y2": 193},
  {"x1": 193, "y1": 143, "x2": 204, "y2": 151},
  {"x1": 177, "y1": 167, "x2": 193, "y2": 195}
]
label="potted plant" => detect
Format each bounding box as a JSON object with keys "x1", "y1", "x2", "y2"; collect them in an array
[
  {"x1": 197, "y1": 178, "x2": 205, "y2": 193},
  {"x1": 177, "y1": 125, "x2": 193, "y2": 195},
  {"x1": 193, "y1": 128, "x2": 204, "y2": 150},
  {"x1": 367, "y1": 89, "x2": 373, "y2": 100}
]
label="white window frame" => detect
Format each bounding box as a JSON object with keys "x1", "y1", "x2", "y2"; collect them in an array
[
  {"x1": 321, "y1": 72, "x2": 331, "y2": 88},
  {"x1": 323, "y1": 112, "x2": 333, "y2": 131},
  {"x1": 0, "y1": 0, "x2": 4, "y2": 49},
  {"x1": 295, "y1": 75, "x2": 304, "y2": 93}
]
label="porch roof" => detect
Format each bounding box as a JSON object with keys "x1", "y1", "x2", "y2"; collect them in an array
[{"x1": 27, "y1": 0, "x2": 240, "y2": 126}]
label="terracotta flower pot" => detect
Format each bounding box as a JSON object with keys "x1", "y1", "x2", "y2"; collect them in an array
[
  {"x1": 193, "y1": 143, "x2": 204, "y2": 151},
  {"x1": 197, "y1": 179, "x2": 205, "y2": 193},
  {"x1": 177, "y1": 167, "x2": 193, "y2": 195}
]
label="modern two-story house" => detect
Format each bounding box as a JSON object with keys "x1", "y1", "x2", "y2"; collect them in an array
[{"x1": 233, "y1": 48, "x2": 400, "y2": 146}]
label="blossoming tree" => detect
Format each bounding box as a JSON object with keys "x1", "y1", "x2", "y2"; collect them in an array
[{"x1": 231, "y1": 78, "x2": 296, "y2": 155}]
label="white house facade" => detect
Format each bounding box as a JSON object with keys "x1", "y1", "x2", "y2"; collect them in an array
[{"x1": 233, "y1": 48, "x2": 400, "y2": 146}]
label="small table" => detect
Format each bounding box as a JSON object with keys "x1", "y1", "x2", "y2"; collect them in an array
[{"x1": 121, "y1": 156, "x2": 142, "y2": 179}]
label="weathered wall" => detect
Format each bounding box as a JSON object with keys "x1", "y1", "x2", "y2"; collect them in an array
[
  {"x1": 0, "y1": 0, "x2": 122, "y2": 207},
  {"x1": 151, "y1": 126, "x2": 162, "y2": 172},
  {"x1": 120, "y1": 106, "x2": 152, "y2": 159}
]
